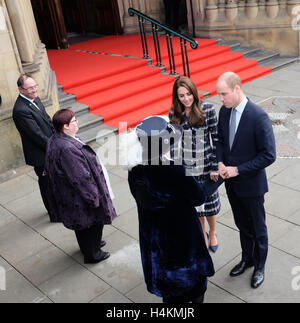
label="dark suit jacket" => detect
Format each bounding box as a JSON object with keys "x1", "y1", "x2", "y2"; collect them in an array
[
  {"x1": 13, "y1": 95, "x2": 54, "y2": 167},
  {"x1": 216, "y1": 99, "x2": 276, "y2": 197}
]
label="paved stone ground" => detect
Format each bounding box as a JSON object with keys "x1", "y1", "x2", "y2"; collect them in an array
[{"x1": 0, "y1": 63, "x2": 300, "y2": 303}]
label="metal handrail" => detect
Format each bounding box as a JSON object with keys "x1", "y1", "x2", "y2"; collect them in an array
[{"x1": 128, "y1": 7, "x2": 198, "y2": 78}]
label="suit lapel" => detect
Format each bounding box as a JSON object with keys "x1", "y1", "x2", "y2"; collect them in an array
[
  {"x1": 22, "y1": 96, "x2": 51, "y2": 125},
  {"x1": 223, "y1": 107, "x2": 231, "y2": 147}
]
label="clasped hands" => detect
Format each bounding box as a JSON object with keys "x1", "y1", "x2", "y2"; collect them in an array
[{"x1": 218, "y1": 162, "x2": 239, "y2": 179}]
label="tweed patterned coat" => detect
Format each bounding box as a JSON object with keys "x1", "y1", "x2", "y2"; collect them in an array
[{"x1": 44, "y1": 132, "x2": 117, "y2": 230}]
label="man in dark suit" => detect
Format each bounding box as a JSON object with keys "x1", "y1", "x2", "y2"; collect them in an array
[
  {"x1": 216, "y1": 72, "x2": 276, "y2": 288},
  {"x1": 13, "y1": 74, "x2": 56, "y2": 222}
]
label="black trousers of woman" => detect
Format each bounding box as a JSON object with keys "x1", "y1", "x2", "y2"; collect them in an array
[{"x1": 75, "y1": 223, "x2": 104, "y2": 263}]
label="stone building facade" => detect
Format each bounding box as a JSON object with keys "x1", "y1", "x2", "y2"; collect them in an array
[
  {"x1": 0, "y1": 0, "x2": 299, "y2": 175},
  {"x1": 0, "y1": 0, "x2": 59, "y2": 176}
]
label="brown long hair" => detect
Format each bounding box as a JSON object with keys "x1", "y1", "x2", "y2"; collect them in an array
[{"x1": 170, "y1": 76, "x2": 205, "y2": 127}]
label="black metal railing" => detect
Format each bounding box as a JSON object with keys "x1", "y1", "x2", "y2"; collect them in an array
[{"x1": 128, "y1": 8, "x2": 198, "y2": 78}]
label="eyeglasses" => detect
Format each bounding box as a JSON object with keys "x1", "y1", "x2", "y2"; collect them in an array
[{"x1": 22, "y1": 84, "x2": 38, "y2": 91}]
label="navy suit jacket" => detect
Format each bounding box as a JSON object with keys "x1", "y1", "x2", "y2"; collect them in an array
[
  {"x1": 216, "y1": 99, "x2": 276, "y2": 197},
  {"x1": 13, "y1": 95, "x2": 54, "y2": 167}
]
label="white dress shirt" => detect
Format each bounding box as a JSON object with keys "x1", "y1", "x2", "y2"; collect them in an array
[{"x1": 20, "y1": 93, "x2": 40, "y2": 110}]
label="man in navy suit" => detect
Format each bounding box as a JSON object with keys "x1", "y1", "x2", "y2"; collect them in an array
[
  {"x1": 13, "y1": 74, "x2": 56, "y2": 222},
  {"x1": 216, "y1": 72, "x2": 276, "y2": 288}
]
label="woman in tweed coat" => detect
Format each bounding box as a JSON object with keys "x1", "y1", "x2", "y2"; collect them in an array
[{"x1": 169, "y1": 77, "x2": 221, "y2": 252}]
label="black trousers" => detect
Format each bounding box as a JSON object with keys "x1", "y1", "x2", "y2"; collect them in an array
[
  {"x1": 34, "y1": 166, "x2": 56, "y2": 222},
  {"x1": 75, "y1": 223, "x2": 104, "y2": 262},
  {"x1": 227, "y1": 186, "x2": 268, "y2": 270}
]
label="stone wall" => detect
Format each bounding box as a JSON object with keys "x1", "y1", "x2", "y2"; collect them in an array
[{"x1": 0, "y1": 0, "x2": 59, "y2": 175}]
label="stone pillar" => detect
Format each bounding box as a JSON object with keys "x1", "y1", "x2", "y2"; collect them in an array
[
  {"x1": 5, "y1": 0, "x2": 55, "y2": 102},
  {"x1": 226, "y1": 0, "x2": 238, "y2": 21},
  {"x1": 186, "y1": 0, "x2": 203, "y2": 35},
  {"x1": 122, "y1": 0, "x2": 140, "y2": 34},
  {"x1": 0, "y1": 1, "x2": 24, "y2": 173},
  {"x1": 246, "y1": 0, "x2": 259, "y2": 19},
  {"x1": 0, "y1": 0, "x2": 59, "y2": 174},
  {"x1": 190, "y1": 0, "x2": 206, "y2": 35},
  {"x1": 5, "y1": 0, "x2": 35, "y2": 63},
  {"x1": 206, "y1": 0, "x2": 218, "y2": 23},
  {"x1": 0, "y1": 0, "x2": 22, "y2": 110},
  {"x1": 122, "y1": 0, "x2": 165, "y2": 34},
  {"x1": 265, "y1": 0, "x2": 279, "y2": 18}
]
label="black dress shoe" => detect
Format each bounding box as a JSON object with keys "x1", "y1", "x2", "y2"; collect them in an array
[
  {"x1": 251, "y1": 269, "x2": 264, "y2": 288},
  {"x1": 100, "y1": 240, "x2": 106, "y2": 248},
  {"x1": 230, "y1": 260, "x2": 254, "y2": 277},
  {"x1": 84, "y1": 251, "x2": 110, "y2": 264}
]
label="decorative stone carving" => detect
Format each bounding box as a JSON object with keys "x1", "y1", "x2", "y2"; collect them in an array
[
  {"x1": 246, "y1": 0, "x2": 259, "y2": 18},
  {"x1": 226, "y1": 0, "x2": 238, "y2": 21},
  {"x1": 265, "y1": 0, "x2": 279, "y2": 18},
  {"x1": 206, "y1": 0, "x2": 218, "y2": 22},
  {"x1": 287, "y1": 0, "x2": 300, "y2": 16}
]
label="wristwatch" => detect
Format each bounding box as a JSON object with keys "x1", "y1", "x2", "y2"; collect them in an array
[{"x1": 236, "y1": 167, "x2": 239, "y2": 175}]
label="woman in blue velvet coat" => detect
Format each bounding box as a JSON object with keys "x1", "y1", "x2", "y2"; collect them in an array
[
  {"x1": 44, "y1": 109, "x2": 117, "y2": 264},
  {"x1": 122, "y1": 116, "x2": 215, "y2": 303}
]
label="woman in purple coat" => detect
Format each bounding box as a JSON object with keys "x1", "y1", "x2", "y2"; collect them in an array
[{"x1": 44, "y1": 109, "x2": 117, "y2": 264}]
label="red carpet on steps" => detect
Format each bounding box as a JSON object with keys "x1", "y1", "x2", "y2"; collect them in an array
[{"x1": 48, "y1": 35, "x2": 272, "y2": 131}]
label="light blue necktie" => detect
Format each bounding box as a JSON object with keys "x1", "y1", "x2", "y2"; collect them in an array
[{"x1": 229, "y1": 108, "x2": 237, "y2": 149}]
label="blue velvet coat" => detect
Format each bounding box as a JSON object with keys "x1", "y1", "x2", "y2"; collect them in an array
[
  {"x1": 44, "y1": 132, "x2": 117, "y2": 230},
  {"x1": 128, "y1": 164, "x2": 215, "y2": 300}
]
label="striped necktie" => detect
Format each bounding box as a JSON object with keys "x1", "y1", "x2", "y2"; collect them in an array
[{"x1": 229, "y1": 108, "x2": 237, "y2": 149}]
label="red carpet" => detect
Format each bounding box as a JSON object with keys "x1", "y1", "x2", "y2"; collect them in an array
[{"x1": 48, "y1": 35, "x2": 272, "y2": 130}]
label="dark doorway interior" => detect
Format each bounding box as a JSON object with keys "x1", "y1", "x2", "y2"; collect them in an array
[
  {"x1": 163, "y1": 0, "x2": 188, "y2": 32},
  {"x1": 31, "y1": 0, "x2": 122, "y2": 49}
]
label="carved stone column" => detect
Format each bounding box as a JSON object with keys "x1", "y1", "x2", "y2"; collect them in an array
[
  {"x1": 6, "y1": 0, "x2": 59, "y2": 105},
  {"x1": 0, "y1": 1, "x2": 25, "y2": 172},
  {"x1": 265, "y1": 0, "x2": 279, "y2": 18},
  {"x1": 226, "y1": 0, "x2": 238, "y2": 21},
  {"x1": 0, "y1": 0, "x2": 21, "y2": 110},
  {"x1": 122, "y1": 0, "x2": 140, "y2": 34},
  {"x1": 0, "y1": 0, "x2": 59, "y2": 174},
  {"x1": 206, "y1": 0, "x2": 218, "y2": 23},
  {"x1": 246, "y1": 0, "x2": 259, "y2": 19},
  {"x1": 287, "y1": 0, "x2": 300, "y2": 16}
]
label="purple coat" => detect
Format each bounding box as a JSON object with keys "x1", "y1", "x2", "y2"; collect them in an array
[{"x1": 44, "y1": 132, "x2": 117, "y2": 230}]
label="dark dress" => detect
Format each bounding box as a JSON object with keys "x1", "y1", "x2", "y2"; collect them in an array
[{"x1": 128, "y1": 164, "x2": 214, "y2": 301}]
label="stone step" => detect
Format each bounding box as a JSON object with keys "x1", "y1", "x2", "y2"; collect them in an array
[
  {"x1": 216, "y1": 39, "x2": 241, "y2": 50},
  {"x1": 57, "y1": 85, "x2": 117, "y2": 146},
  {"x1": 58, "y1": 91, "x2": 77, "y2": 107},
  {"x1": 258, "y1": 56, "x2": 299, "y2": 71},
  {"x1": 77, "y1": 123, "x2": 117, "y2": 144},
  {"x1": 68, "y1": 102, "x2": 90, "y2": 116},
  {"x1": 76, "y1": 112, "x2": 103, "y2": 133},
  {"x1": 244, "y1": 50, "x2": 280, "y2": 63},
  {"x1": 231, "y1": 45, "x2": 261, "y2": 56},
  {"x1": 216, "y1": 39, "x2": 298, "y2": 72}
]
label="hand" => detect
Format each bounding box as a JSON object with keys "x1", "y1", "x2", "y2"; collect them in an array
[
  {"x1": 210, "y1": 171, "x2": 219, "y2": 182},
  {"x1": 218, "y1": 162, "x2": 227, "y2": 179},
  {"x1": 224, "y1": 166, "x2": 239, "y2": 178}
]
